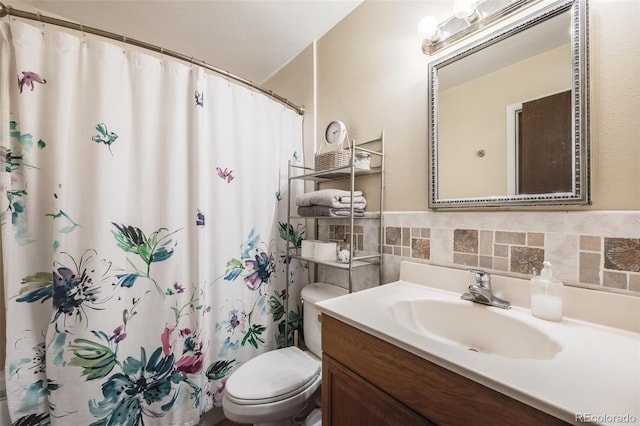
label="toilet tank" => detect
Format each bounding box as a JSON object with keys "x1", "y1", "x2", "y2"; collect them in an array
[{"x1": 301, "y1": 283, "x2": 348, "y2": 358}]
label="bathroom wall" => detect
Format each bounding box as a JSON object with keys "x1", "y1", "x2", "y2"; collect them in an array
[
  {"x1": 266, "y1": 0, "x2": 640, "y2": 296},
  {"x1": 0, "y1": 233, "x2": 4, "y2": 368},
  {"x1": 265, "y1": 44, "x2": 316, "y2": 173}
]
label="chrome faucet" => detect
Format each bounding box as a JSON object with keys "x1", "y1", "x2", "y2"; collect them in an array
[{"x1": 461, "y1": 269, "x2": 511, "y2": 309}]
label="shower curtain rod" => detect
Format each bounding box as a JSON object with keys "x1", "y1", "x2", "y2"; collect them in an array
[{"x1": 0, "y1": 2, "x2": 305, "y2": 115}]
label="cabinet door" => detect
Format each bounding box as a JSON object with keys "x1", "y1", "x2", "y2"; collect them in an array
[
  {"x1": 323, "y1": 354, "x2": 434, "y2": 426},
  {"x1": 322, "y1": 315, "x2": 570, "y2": 426}
]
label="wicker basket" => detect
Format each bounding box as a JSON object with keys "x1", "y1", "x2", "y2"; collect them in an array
[
  {"x1": 315, "y1": 150, "x2": 351, "y2": 171},
  {"x1": 315, "y1": 139, "x2": 352, "y2": 171}
]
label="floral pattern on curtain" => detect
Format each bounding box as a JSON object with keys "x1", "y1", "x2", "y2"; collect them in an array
[{"x1": 0, "y1": 21, "x2": 307, "y2": 426}]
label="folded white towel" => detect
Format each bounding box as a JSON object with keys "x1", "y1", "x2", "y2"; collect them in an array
[
  {"x1": 297, "y1": 206, "x2": 365, "y2": 217},
  {"x1": 339, "y1": 196, "x2": 365, "y2": 204},
  {"x1": 296, "y1": 189, "x2": 367, "y2": 209}
]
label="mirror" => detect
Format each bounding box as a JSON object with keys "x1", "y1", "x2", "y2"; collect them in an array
[{"x1": 428, "y1": 0, "x2": 590, "y2": 209}]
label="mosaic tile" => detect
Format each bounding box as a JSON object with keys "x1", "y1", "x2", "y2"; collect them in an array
[
  {"x1": 527, "y1": 232, "x2": 545, "y2": 247},
  {"x1": 479, "y1": 256, "x2": 493, "y2": 269},
  {"x1": 402, "y1": 227, "x2": 411, "y2": 247},
  {"x1": 494, "y1": 257, "x2": 509, "y2": 272},
  {"x1": 386, "y1": 227, "x2": 401, "y2": 245},
  {"x1": 411, "y1": 238, "x2": 430, "y2": 259},
  {"x1": 453, "y1": 252, "x2": 478, "y2": 267},
  {"x1": 496, "y1": 231, "x2": 526, "y2": 245},
  {"x1": 494, "y1": 244, "x2": 509, "y2": 258},
  {"x1": 604, "y1": 238, "x2": 640, "y2": 272},
  {"x1": 579, "y1": 252, "x2": 601, "y2": 285},
  {"x1": 454, "y1": 229, "x2": 478, "y2": 254},
  {"x1": 580, "y1": 235, "x2": 601, "y2": 252},
  {"x1": 603, "y1": 271, "x2": 628, "y2": 290},
  {"x1": 479, "y1": 230, "x2": 493, "y2": 255},
  {"x1": 510, "y1": 246, "x2": 544, "y2": 274}
]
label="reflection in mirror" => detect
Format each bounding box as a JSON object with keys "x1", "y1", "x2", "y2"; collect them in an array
[{"x1": 429, "y1": 0, "x2": 590, "y2": 209}]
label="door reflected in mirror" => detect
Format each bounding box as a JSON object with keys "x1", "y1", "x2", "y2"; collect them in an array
[
  {"x1": 515, "y1": 90, "x2": 572, "y2": 195},
  {"x1": 429, "y1": 0, "x2": 590, "y2": 209}
]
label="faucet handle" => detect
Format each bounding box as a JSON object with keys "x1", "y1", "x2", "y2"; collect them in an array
[{"x1": 467, "y1": 269, "x2": 491, "y2": 286}]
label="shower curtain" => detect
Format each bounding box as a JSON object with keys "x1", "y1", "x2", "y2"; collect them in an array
[{"x1": 0, "y1": 21, "x2": 306, "y2": 425}]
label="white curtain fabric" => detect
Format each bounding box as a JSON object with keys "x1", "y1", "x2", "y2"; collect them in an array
[{"x1": 1, "y1": 21, "x2": 306, "y2": 426}]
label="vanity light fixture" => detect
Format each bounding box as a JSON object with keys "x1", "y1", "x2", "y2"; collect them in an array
[{"x1": 419, "y1": 0, "x2": 538, "y2": 55}]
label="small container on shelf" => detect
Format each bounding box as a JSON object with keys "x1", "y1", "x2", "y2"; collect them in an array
[
  {"x1": 314, "y1": 241, "x2": 337, "y2": 260},
  {"x1": 301, "y1": 240, "x2": 316, "y2": 257},
  {"x1": 337, "y1": 242, "x2": 351, "y2": 263},
  {"x1": 355, "y1": 151, "x2": 371, "y2": 170}
]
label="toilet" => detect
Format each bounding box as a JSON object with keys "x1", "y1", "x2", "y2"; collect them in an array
[{"x1": 222, "y1": 282, "x2": 348, "y2": 425}]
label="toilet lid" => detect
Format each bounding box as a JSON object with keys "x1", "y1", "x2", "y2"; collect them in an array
[{"x1": 225, "y1": 347, "x2": 320, "y2": 403}]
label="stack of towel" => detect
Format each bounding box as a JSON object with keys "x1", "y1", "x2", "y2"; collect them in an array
[{"x1": 296, "y1": 189, "x2": 367, "y2": 217}]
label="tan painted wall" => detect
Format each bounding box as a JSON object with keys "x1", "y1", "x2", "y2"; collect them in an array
[
  {"x1": 266, "y1": 44, "x2": 316, "y2": 170},
  {"x1": 268, "y1": 0, "x2": 640, "y2": 211},
  {"x1": 1, "y1": 234, "x2": 4, "y2": 369}
]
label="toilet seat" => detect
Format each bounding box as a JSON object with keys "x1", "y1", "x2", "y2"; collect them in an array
[
  {"x1": 222, "y1": 347, "x2": 322, "y2": 424},
  {"x1": 224, "y1": 346, "x2": 320, "y2": 404}
]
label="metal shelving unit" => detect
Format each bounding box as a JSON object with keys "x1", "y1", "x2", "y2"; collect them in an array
[{"x1": 284, "y1": 133, "x2": 385, "y2": 339}]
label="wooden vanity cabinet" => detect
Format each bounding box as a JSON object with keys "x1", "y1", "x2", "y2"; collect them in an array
[{"x1": 321, "y1": 315, "x2": 569, "y2": 426}]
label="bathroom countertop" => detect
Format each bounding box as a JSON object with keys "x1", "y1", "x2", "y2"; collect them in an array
[{"x1": 316, "y1": 263, "x2": 640, "y2": 425}]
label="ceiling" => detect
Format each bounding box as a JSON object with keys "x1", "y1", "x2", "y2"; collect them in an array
[{"x1": 6, "y1": 0, "x2": 363, "y2": 84}]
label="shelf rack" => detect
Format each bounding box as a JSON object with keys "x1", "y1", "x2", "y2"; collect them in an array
[{"x1": 283, "y1": 132, "x2": 385, "y2": 342}]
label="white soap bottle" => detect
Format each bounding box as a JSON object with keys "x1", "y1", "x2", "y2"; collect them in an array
[{"x1": 530, "y1": 261, "x2": 564, "y2": 321}]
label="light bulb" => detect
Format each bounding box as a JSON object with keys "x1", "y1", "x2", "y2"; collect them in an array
[
  {"x1": 453, "y1": 0, "x2": 479, "y2": 21},
  {"x1": 417, "y1": 15, "x2": 441, "y2": 42}
]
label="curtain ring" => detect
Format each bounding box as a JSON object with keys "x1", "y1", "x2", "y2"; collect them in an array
[
  {"x1": 79, "y1": 23, "x2": 86, "y2": 43},
  {"x1": 36, "y1": 11, "x2": 45, "y2": 35}
]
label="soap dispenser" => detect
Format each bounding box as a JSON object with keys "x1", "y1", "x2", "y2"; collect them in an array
[{"x1": 530, "y1": 261, "x2": 563, "y2": 321}]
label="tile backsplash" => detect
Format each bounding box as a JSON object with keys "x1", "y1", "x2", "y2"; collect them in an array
[{"x1": 316, "y1": 211, "x2": 640, "y2": 296}]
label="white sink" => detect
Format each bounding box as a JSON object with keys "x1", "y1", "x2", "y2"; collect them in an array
[{"x1": 389, "y1": 298, "x2": 562, "y2": 360}]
